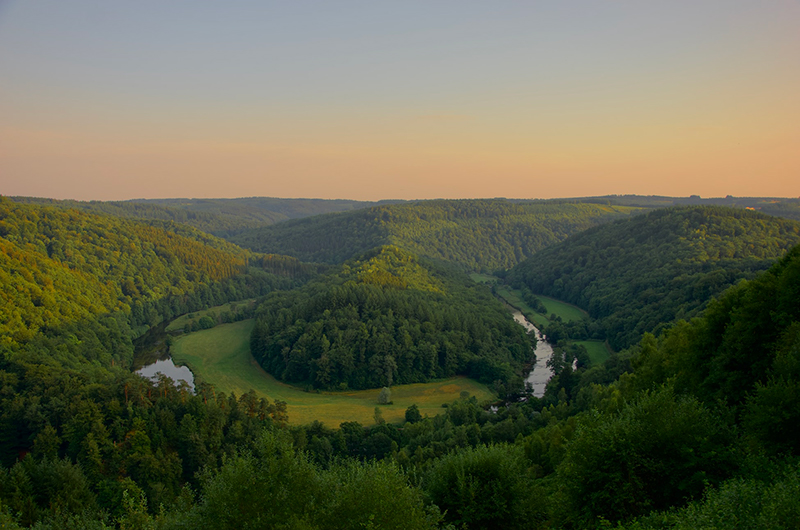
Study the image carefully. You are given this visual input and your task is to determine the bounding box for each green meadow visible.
[537,294,589,323]
[575,340,612,365]
[171,319,495,426]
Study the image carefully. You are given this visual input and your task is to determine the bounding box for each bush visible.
[555,387,735,526]
[423,444,544,530]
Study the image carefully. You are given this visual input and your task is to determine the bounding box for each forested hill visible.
[232,199,640,271]
[9,196,396,237]
[250,245,534,391]
[508,206,800,350]
[0,199,258,344]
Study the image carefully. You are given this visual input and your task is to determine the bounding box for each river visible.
[510,309,554,398]
[133,320,195,391]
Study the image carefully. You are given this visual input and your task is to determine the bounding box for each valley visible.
[2,195,800,529]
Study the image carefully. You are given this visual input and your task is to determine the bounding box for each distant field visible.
[166,299,256,332]
[576,340,612,365]
[171,319,495,426]
[469,272,497,284]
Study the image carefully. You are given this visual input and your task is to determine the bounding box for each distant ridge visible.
[8,196,400,237]
[230,199,641,271]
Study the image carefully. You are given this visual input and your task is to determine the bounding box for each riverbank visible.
[508,308,555,398]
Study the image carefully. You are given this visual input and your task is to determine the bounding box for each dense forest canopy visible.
[509,206,800,349]
[232,199,640,271]
[0,199,258,344]
[9,196,398,237]
[251,245,534,390]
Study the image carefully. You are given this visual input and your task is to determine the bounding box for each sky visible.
[0,1,798,201]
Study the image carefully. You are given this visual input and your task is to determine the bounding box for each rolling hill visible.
[508,206,800,349]
[231,199,641,271]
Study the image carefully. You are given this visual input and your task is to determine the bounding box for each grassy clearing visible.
[576,340,612,365]
[166,299,256,332]
[538,294,589,323]
[171,319,495,426]
[468,272,498,284]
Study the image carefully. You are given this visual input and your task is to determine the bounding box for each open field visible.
[171,319,495,426]
[166,299,256,332]
[575,340,612,365]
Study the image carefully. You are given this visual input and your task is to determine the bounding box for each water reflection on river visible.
[511,310,554,398]
[133,320,195,391]
[137,359,195,391]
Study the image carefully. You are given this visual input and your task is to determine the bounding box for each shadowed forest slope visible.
[508,206,800,350]
[232,199,640,271]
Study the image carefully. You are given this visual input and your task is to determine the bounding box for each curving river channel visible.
[510,309,554,398]
[133,320,195,391]
[133,308,549,398]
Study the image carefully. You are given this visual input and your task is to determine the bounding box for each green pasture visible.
[171,319,495,426]
[575,340,612,365]
[166,299,256,332]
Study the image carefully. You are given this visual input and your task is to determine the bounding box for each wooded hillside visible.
[232,199,640,271]
[9,196,394,237]
[508,206,800,349]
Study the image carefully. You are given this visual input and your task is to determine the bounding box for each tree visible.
[405,404,422,423]
[423,444,544,530]
[373,407,385,425]
[555,387,734,526]
[378,387,392,405]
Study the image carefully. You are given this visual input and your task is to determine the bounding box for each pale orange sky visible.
[1,1,799,200]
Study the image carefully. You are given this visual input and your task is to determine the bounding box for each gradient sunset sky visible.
[1,1,798,201]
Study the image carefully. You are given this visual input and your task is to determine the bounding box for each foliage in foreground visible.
[164,430,437,530]
[624,460,800,530]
